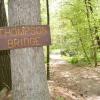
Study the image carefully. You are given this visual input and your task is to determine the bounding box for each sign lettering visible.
[0,25,51,50]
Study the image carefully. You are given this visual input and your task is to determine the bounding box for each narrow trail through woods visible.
[48,53,100,100]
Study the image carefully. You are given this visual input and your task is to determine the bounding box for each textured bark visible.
[0,0,7,26]
[8,0,50,100]
[0,0,11,91]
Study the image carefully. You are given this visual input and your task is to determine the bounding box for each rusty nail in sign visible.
[0,25,51,50]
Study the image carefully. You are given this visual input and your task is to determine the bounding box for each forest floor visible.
[48,53,100,100]
[0,53,100,100]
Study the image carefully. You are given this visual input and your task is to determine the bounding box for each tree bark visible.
[0,0,11,91]
[46,0,50,80]
[8,0,50,100]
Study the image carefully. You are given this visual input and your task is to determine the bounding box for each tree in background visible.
[58,0,100,66]
[0,0,11,91]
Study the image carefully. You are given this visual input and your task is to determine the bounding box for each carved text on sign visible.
[8,37,40,49]
[0,25,51,50]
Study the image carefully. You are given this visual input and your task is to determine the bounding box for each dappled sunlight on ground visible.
[60,72,72,78]
[49,53,100,100]
[86,96,100,100]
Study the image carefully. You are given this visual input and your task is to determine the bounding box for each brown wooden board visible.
[0,25,51,50]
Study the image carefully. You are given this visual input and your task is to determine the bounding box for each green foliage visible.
[56,96,65,100]
[58,0,100,65]
[41,0,100,65]
[40,0,47,24]
[70,56,78,64]
[97,53,100,62]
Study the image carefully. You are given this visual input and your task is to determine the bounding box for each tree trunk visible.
[46,0,50,80]
[84,0,97,66]
[0,0,11,91]
[8,0,50,100]
[71,20,91,63]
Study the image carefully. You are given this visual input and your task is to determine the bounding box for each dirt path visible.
[48,54,100,100]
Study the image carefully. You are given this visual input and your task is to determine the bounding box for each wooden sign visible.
[0,25,51,50]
